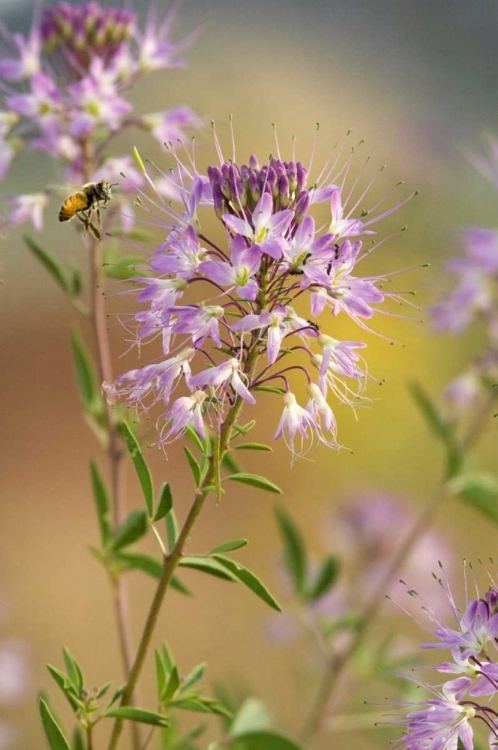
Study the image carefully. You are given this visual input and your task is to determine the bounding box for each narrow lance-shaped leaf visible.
[228,473,282,494]
[409,382,448,441]
[230,730,304,750]
[90,461,111,546]
[162,665,180,702]
[72,727,85,750]
[154,483,173,522]
[181,662,207,693]
[303,555,340,602]
[450,473,498,525]
[24,235,70,295]
[111,510,148,551]
[62,648,83,695]
[234,442,273,451]
[183,446,201,486]
[165,509,179,552]
[155,649,167,700]
[46,665,81,712]
[209,539,248,554]
[409,382,462,478]
[39,697,71,750]
[104,706,169,727]
[212,555,281,611]
[119,422,154,516]
[275,507,307,595]
[70,328,100,413]
[117,552,162,579]
[179,556,237,581]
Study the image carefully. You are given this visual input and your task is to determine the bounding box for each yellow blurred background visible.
[2,1,498,748]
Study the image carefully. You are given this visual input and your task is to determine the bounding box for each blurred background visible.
[2,0,498,748]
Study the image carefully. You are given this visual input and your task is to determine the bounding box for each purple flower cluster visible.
[396,574,498,750]
[431,140,498,417]
[0,2,200,230]
[106,133,415,455]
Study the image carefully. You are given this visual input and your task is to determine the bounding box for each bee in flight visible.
[58,180,117,240]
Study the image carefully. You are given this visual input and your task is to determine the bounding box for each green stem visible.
[106,395,247,750]
[299,389,498,744]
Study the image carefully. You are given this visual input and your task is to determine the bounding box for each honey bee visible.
[58,180,117,240]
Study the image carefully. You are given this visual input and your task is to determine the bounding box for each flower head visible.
[0,2,199,230]
[106,127,414,453]
[392,565,498,750]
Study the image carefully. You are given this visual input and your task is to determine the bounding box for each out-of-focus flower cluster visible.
[431,139,498,419]
[0,1,201,231]
[268,494,453,647]
[395,569,498,750]
[0,593,29,750]
[106,133,415,454]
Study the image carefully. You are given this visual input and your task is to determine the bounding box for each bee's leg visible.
[75,211,89,229]
[87,220,101,241]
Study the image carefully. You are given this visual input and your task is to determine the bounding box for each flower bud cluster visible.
[106,133,414,456]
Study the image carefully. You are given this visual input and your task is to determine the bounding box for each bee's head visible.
[98,180,118,199]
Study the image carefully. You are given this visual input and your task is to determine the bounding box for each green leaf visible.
[46,666,81,712]
[154,483,173,522]
[232,421,257,437]
[181,662,206,693]
[24,236,70,295]
[165,510,179,552]
[104,706,169,727]
[183,446,201,486]
[155,649,167,700]
[186,425,206,454]
[170,576,193,596]
[450,473,498,524]
[234,443,272,452]
[231,730,304,750]
[62,648,83,695]
[72,728,85,750]
[102,254,145,280]
[212,556,281,611]
[96,682,112,699]
[209,539,248,554]
[409,382,462,478]
[162,665,180,701]
[161,643,174,672]
[90,461,111,546]
[409,383,448,440]
[275,507,307,595]
[179,556,237,581]
[303,556,340,602]
[222,452,240,475]
[119,422,154,516]
[111,510,148,551]
[70,328,99,413]
[230,698,272,736]
[67,266,82,298]
[118,552,162,578]
[252,385,286,395]
[168,696,231,717]
[39,697,71,750]
[228,474,282,494]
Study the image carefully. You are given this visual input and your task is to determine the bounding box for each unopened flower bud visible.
[294,190,310,223]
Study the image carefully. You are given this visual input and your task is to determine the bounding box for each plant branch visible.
[87,231,139,750]
[106,395,247,750]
